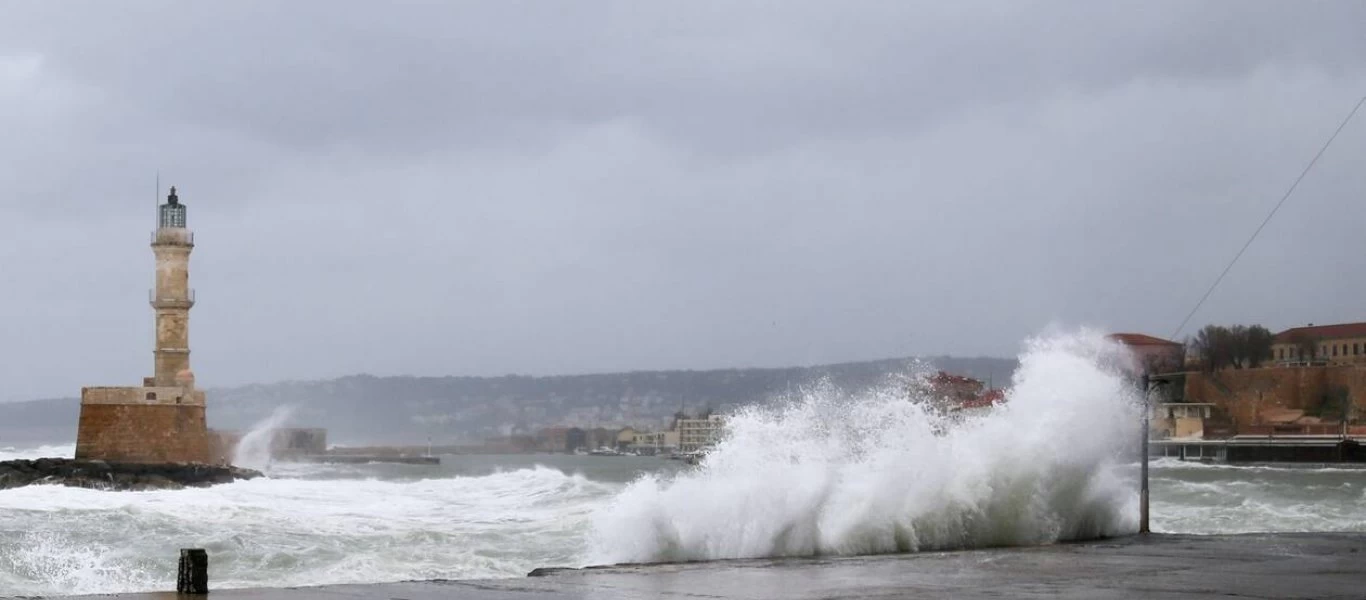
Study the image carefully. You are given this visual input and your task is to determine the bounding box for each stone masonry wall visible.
[207,430,241,465]
[1184,365,1366,427]
[75,402,209,464]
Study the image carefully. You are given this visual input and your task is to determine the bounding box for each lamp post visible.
[1140,375,1168,534]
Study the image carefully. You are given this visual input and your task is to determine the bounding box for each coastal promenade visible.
[62,532,1366,599]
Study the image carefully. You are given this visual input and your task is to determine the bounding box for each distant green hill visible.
[0,356,1016,446]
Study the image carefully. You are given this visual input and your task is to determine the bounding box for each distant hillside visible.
[0,356,1016,446]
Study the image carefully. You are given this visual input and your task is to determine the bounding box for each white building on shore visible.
[676,414,726,453]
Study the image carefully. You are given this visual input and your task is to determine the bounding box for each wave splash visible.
[233,405,296,472]
[588,330,1142,564]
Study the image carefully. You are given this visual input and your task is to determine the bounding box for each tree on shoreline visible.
[1188,324,1274,371]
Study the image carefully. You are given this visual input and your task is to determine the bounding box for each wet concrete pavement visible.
[57,533,1366,599]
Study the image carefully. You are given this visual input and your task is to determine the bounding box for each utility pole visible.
[1140,374,1150,534]
[1138,376,1169,534]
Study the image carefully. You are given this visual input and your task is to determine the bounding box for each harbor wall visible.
[75,402,209,464]
[1183,365,1366,427]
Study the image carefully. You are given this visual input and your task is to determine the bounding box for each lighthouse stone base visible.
[75,386,210,464]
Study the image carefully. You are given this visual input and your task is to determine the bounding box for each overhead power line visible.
[1171,94,1366,340]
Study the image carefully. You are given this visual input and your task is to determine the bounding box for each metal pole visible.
[1139,374,1150,534]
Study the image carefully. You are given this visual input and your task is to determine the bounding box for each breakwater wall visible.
[1151,437,1366,463]
[0,458,260,491]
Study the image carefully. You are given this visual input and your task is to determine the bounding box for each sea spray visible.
[587,330,1143,564]
[0,463,619,595]
[233,405,296,472]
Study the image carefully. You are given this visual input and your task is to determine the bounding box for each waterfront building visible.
[630,430,679,455]
[615,427,637,451]
[953,388,1006,420]
[676,414,726,453]
[535,426,570,452]
[1271,322,1366,366]
[1150,403,1216,439]
[584,427,616,450]
[927,371,984,402]
[75,187,210,464]
[1107,333,1185,375]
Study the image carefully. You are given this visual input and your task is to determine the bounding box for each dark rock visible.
[0,458,262,491]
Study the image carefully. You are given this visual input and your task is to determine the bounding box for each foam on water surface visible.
[0,466,616,594]
[4,331,1365,595]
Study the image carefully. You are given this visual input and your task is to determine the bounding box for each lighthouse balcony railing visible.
[149,289,196,307]
[151,230,195,245]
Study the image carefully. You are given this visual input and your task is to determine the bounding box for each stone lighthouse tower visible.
[75,186,210,464]
[151,187,195,386]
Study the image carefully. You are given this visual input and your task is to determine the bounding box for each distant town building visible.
[1150,403,1215,440]
[676,414,726,453]
[1271,322,1366,366]
[631,430,680,455]
[537,426,570,452]
[915,371,1007,420]
[955,388,1006,419]
[1107,333,1185,375]
[75,187,210,464]
[584,427,616,451]
[615,427,638,451]
[926,371,985,403]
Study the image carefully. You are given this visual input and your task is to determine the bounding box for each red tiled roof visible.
[1274,322,1366,343]
[1107,333,1181,347]
[960,389,1006,409]
[929,371,980,385]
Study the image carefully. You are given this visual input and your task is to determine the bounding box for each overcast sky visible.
[2,1,1365,401]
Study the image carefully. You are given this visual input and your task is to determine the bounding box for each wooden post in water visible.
[178,548,208,594]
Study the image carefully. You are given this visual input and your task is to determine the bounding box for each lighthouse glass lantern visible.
[160,187,187,228]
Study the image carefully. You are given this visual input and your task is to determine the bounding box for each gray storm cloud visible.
[2,1,1365,401]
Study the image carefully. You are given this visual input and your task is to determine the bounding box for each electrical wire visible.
[1171,95,1366,339]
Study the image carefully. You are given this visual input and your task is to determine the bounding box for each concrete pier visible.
[53,532,1366,599]
[296,454,439,465]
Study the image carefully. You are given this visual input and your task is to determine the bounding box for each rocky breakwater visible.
[0,458,262,491]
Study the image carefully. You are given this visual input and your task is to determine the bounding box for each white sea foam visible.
[587,330,1143,564]
[0,443,75,461]
[0,465,616,595]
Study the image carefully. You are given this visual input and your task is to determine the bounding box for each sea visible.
[3,332,1365,596]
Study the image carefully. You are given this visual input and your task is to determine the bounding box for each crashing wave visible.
[588,330,1142,564]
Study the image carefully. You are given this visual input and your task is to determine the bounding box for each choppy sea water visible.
[3,332,1365,596]
[0,451,673,594]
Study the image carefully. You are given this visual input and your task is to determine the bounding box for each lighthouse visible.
[75,186,210,464]
[151,186,196,387]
